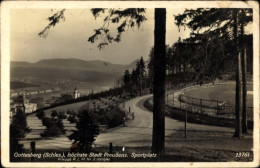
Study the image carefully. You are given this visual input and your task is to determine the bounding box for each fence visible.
[180,94,226,111]
[165,82,253,122]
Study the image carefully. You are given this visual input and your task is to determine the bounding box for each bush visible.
[96,108,105,116]
[106,109,125,128]
[70,110,77,116]
[68,115,77,123]
[58,111,67,119]
[42,117,51,127]
[67,110,72,115]
[97,115,107,125]
[36,109,45,119]
[51,110,58,118]
[41,117,65,137]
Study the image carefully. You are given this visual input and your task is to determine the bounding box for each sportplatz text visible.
[13,152,157,159]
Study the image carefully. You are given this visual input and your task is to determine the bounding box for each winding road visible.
[95,94,185,147]
[95,94,234,148]
[22,94,234,151]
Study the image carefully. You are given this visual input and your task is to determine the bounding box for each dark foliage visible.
[67,115,77,123]
[68,109,99,152]
[106,109,126,128]
[38,9,66,38]
[36,109,45,119]
[51,110,58,118]
[58,111,67,119]
[174,8,253,82]
[89,8,147,49]
[41,117,65,137]
[10,109,30,159]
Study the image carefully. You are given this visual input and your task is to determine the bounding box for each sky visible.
[10,8,190,65]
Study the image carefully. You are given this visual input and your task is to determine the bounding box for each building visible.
[73,87,80,99]
[53,87,80,105]
[10,95,37,117]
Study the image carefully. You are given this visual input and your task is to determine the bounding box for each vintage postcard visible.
[1,1,259,167]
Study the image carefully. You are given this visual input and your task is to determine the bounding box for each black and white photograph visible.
[1,1,259,167]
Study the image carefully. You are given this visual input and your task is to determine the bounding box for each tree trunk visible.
[234,51,242,138]
[242,48,247,133]
[152,8,166,159]
[240,10,248,133]
[234,10,242,138]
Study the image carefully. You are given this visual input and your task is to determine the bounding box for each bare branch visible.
[38,9,66,38]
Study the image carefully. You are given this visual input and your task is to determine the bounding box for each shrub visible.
[68,115,77,123]
[97,115,107,125]
[41,117,65,137]
[106,109,125,128]
[36,109,45,119]
[67,110,71,115]
[70,110,77,116]
[58,111,67,119]
[51,110,58,118]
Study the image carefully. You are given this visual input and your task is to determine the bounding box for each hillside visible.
[11,58,129,73]
[10,81,39,89]
[10,58,139,88]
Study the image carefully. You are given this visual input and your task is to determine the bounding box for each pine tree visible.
[148,47,154,78]
[175,8,252,137]
[139,57,146,77]
[123,70,131,92]
[10,108,30,160]
[68,109,99,152]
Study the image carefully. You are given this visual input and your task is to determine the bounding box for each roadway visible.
[22,94,234,151]
[95,94,233,148]
[95,94,184,147]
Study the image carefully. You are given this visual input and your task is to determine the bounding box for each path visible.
[21,93,238,151]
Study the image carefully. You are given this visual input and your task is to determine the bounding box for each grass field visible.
[185,83,253,107]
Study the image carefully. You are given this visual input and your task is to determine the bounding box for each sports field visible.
[184,83,253,107]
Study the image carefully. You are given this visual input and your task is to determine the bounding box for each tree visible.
[139,57,146,95]
[175,8,252,137]
[148,47,154,78]
[10,108,30,159]
[39,8,167,158]
[233,9,242,138]
[68,109,99,152]
[166,45,173,75]
[240,10,248,133]
[138,57,146,77]
[58,111,67,119]
[41,117,66,137]
[123,69,131,92]
[131,68,139,93]
[36,109,45,119]
[132,57,146,95]
[152,8,166,158]
[51,110,58,118]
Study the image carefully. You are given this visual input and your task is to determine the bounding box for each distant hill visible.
[124,59,139,71]
[11,58,129,73]
[10,81,39,89]
[10,58,140,87]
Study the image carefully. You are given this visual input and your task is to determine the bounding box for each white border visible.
[1,1,259,167]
